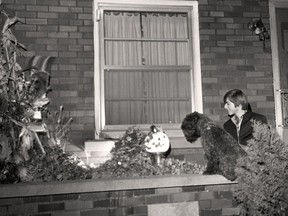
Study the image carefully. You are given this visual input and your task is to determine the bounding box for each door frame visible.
[269,0,288,138]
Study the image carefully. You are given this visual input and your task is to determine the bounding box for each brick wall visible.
[0,176,239,216]
[2,0,275,146]
[198,0,274,124]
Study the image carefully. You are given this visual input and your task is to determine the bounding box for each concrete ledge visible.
[0,174,235,198]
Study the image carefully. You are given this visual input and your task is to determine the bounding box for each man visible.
[223,89,267,147]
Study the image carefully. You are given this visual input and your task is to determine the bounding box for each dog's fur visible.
[181,112,247,181]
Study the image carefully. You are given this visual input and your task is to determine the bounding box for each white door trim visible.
[269,0,288,138]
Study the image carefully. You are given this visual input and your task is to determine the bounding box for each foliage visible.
[0,4,51,162]
[0,160,19,183]
[20,145,92,182]
[92,126,205,179]
[43,105,73,150]
[0,4,91,184]
[0,144,92,183]
[234,122,288,216]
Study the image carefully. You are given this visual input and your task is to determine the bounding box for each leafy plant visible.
[20,145,92,182]
[234,122,288,216]
[92,126,205,179]
[0,143,92,183]
[0,160,19,183]
[0,3,51,162]
[0,3,92,184]
[43,105,73,150]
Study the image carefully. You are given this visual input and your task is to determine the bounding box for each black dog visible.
[181,112,247,181]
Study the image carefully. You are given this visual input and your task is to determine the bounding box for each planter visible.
[0,174,239,216]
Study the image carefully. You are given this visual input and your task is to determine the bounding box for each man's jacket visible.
[224,110,267,145]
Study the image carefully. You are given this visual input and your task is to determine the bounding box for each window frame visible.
[93,0,202,138]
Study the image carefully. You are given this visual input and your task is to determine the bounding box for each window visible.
[93,0,202,134]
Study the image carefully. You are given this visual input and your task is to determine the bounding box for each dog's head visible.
[181,112,202,143]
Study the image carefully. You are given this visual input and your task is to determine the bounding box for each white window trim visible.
[93,0,202,139]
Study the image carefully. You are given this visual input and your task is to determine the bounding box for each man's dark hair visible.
[223,89,249,110]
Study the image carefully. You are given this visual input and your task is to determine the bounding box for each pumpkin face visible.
[144,130,170,153]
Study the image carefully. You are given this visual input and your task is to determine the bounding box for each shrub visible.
[234,122,288,216]
[1,144,92,183]
[19,145,92,182]
[92,126,205,179]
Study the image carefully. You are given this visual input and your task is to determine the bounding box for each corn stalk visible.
[0,4,52,162]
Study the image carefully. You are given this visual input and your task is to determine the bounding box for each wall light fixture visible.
[248,19,270,51]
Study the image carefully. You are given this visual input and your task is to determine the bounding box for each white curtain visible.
[104,11,191,124]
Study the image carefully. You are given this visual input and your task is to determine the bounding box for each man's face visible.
[224,99,242,116]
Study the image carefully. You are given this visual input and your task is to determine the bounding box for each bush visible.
[234,122,288,216]
[1,125,205,184]
[0,143,92,183]
[92,126,205,179]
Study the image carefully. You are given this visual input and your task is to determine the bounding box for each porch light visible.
[248,19,270,51]
[248,19,270,40]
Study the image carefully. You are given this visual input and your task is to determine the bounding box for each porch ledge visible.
[0,174,235,198]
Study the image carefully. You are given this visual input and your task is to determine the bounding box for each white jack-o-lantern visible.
[144,125,170,154]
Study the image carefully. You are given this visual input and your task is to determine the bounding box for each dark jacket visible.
[224,110,267,145]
